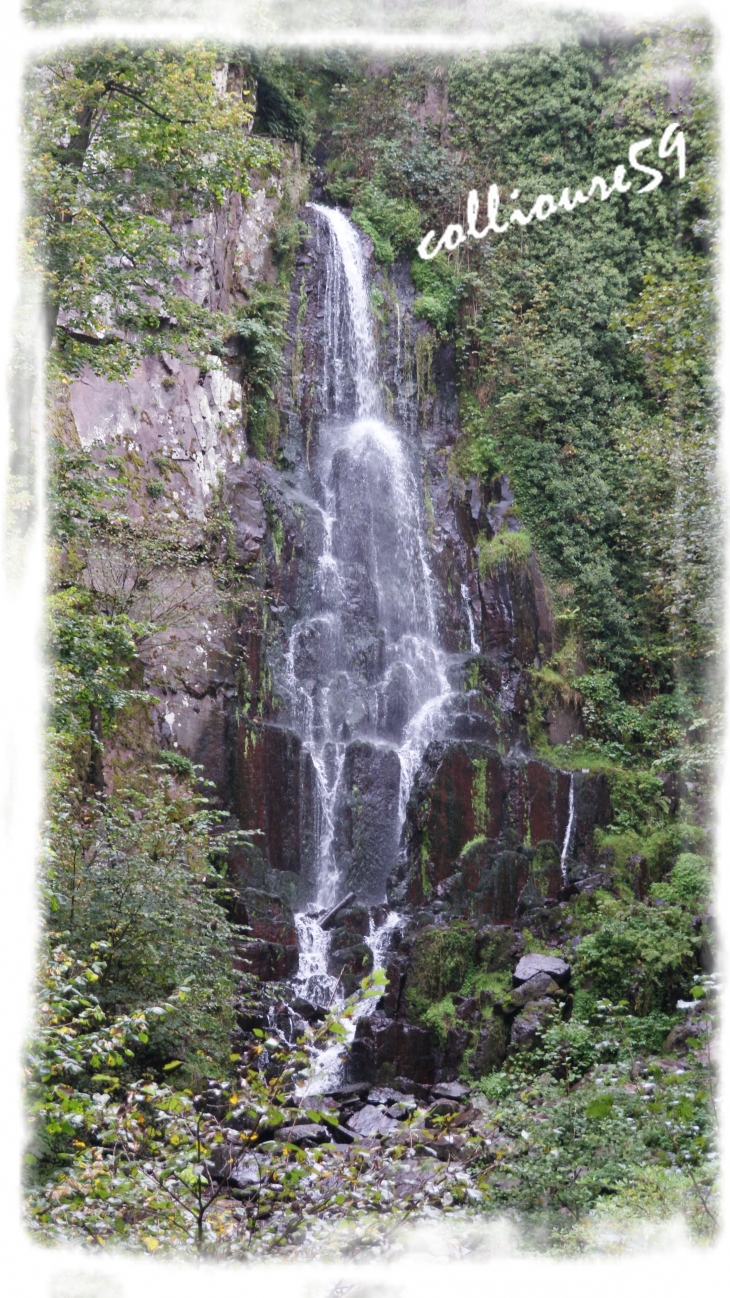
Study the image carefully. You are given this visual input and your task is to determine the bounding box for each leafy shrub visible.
[670,854,710,904]
[157,750,197,779]
[575,904,697,1013]
[411,254,464,333]
[44,777,240,1069]
[351,182,422,263]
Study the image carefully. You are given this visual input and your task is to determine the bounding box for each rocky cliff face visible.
[63,160,613,1085]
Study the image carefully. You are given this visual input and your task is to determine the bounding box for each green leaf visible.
[163,1060,183,1071]
[585,1096,614,1120]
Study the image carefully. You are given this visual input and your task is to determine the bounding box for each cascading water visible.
[280,204,453,1008]
[560,772,576,882]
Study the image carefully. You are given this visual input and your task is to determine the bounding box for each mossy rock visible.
[405,923,476,1020]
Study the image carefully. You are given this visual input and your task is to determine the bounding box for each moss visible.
[477,528,531,577]
[422,994,456,1048]
[460,834,487,857]
[414,333,435,411]
[406,923,476,1020]
[471,758,487,838]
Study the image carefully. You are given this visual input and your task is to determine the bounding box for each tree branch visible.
[105,81,198,125]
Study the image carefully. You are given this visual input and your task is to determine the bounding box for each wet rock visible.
[319,891,358,931]
[442,1025,470,1075]
[290,996,327,1022]
[274,1123,330,1146]
[233,886,298,981]
[663,1017,710,1056]
[513,953,570,987]
[418,1133,469,1162]
[385,1099,416,1119]
[223,460,266,566]
[234,722,317,877]
[345,1012,437,1087]
[509,999,556,1051]
[227,1155,264,1192]
[332,741,402,904]
[234,938,296,982]
[431,1080,471,1100]
[321,1119,356,1145]
[326,1082,371,1102]
[401,741,610,914]
[425,1098,460,1123]
[369,1086,407,1106]
[469,1016,509,1078]
[346,1105,400,1137]
[497,971,563,1014]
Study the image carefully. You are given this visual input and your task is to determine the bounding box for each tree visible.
[24,41,276,376]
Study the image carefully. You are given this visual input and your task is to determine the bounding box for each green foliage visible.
[44,777,241,1070]
[49,586,150,746]
[157,749,197,779]
[231,283,288,458]
[405,924,475,1019]
[574,899,697,1013]
[669,853,710,903]
[477,528,531,577]
[351,183,422,265]
[25,43,277,376]
[411,253,464,333]
[605,768,667,834]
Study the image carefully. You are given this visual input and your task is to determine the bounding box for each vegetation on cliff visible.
[23,21,719,1259]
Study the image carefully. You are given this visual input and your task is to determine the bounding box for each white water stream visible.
[281,205,453,1027]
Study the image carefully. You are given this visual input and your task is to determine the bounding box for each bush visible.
[575,904,698,1013]
[670,854,710,904]
[351,182,422,264]
[44,777,239,1070]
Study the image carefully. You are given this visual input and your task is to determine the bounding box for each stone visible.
[431,1080,470,1099]
[498,971,563,1014]
[513,953,571,987]
[346,1105,401,1137]
[425,1099,460,1124]
[274,1123,330,1146]
[509,999,556,1051]
[290,997,326,1022]
[332,741,403,903]
[227,1155,264,1191]
[223,461,266,566]
[368,1087,406,1105]
[419,1133,469,1162]
[326,1082,371,1102]
[345,1013,437,1087]
[234,722,317,878]
[319,891,358,931]
[385,1100,416,1119]
[663,1018,710,1056]
[470,1016,509,1078]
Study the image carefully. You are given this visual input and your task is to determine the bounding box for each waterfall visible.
[283,205,453,1003]
[560,772,576,882]
[461,582,480,654]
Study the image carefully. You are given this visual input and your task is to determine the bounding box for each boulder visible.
[469,1016,509,1077]
[432,1080,470,1100]
[274,1123,330,1146]
[498,971,563,1014]
[509,999,556,1052]
[513,953,570,987]
[347,1105,401,1137]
